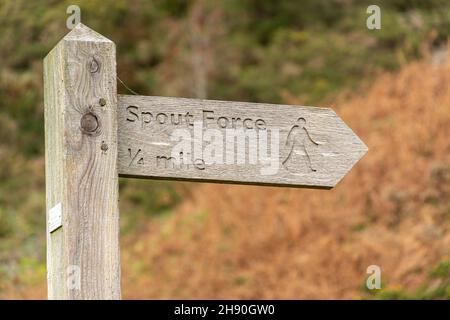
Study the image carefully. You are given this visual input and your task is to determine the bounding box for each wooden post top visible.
[44,23,120,300]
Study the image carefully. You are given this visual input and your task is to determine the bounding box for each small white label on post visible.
[49,203,62,233]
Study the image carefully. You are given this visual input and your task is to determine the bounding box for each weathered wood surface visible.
[44,23,120,299]
[118,95,368,188]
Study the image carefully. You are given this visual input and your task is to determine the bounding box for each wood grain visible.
[118,95,368,189]
[44,23,120,299]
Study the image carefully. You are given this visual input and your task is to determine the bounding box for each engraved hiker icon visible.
[282,117,320,173]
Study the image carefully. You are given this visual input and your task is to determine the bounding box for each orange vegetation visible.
[122,54,450,299]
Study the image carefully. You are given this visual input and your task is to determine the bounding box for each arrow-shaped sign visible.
[117,95,367,189]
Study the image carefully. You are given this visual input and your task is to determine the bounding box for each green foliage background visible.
[0,0,449,297]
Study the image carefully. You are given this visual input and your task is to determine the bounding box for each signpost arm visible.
[44,23,120,299]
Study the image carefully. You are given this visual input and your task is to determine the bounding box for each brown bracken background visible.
[119,55,450,299]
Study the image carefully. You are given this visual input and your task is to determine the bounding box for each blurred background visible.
[1,0,450,299]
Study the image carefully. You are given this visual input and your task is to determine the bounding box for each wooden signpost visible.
[44,24,367,299]
[118,95,367,188]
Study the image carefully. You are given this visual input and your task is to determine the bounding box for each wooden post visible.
[44,24,120,299]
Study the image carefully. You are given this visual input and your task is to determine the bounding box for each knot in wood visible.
[89,58,100,73]
[81,112,99,134]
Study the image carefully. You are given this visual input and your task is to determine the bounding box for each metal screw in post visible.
[101,141,108,153]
